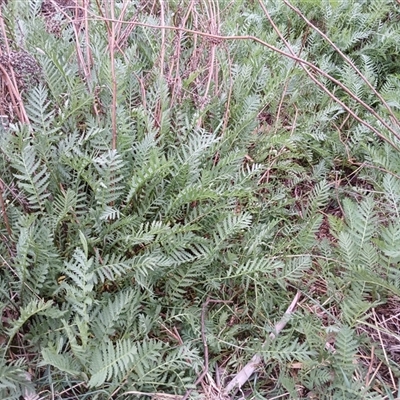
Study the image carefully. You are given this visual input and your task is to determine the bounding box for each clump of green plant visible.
[1,1,400,399]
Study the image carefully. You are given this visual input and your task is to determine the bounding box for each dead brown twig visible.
[182,297,232,400]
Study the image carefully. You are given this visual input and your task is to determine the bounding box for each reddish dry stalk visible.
[114,0,130,41]
[0,9,30,124]
[159,0,166,75]
[66,0,92,82]
[221,44,234,134]
[193,0,221,128]
[0,63,23,121]
[72,12,89,80]
[82,0,93,82]
[154,0,166,131]
[50,1,94,96]
[110,0,134,53]
[202,0,219,103]
[104,0,133,148]
[0,64,30,124]
[168,0,196,106]
[103,0,118,150]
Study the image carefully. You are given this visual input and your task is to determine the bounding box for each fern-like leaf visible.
[332,326,358,375]
[12,145,50,211]
[88,339,163,387]
[6,299,54,342]
[25,84,55,129]
[94,150,125,206]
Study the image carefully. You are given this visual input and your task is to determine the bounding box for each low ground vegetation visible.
[1,0,400,399]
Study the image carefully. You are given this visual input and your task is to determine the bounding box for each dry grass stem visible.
[224,291,301,394]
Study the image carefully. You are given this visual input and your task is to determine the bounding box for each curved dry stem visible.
[257,0,400,150]
[282,0,400,129]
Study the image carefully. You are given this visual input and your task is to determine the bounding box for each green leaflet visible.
[0,0,399,398]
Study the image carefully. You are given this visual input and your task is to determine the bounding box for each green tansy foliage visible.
[0,0,400,398]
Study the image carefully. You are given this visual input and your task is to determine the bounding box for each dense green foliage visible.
[1,0,400,399]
